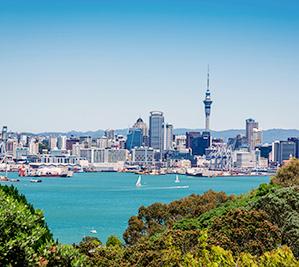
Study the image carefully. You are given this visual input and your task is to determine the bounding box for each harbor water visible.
[0,172,270,244]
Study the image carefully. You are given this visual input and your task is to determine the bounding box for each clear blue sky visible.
[0,0,298,132]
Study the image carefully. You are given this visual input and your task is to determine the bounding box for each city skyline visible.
[1,0,299,132]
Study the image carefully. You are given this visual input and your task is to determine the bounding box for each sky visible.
[0,0,299,133]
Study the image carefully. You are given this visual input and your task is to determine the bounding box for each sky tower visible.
[203,67,213,131]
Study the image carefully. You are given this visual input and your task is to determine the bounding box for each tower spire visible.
[207,64,210,90]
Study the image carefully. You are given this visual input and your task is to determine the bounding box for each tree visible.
[0,186,53,266]
[77,236,102,255]
[253,187,299,257]
[208,209,281,255]
[106,235,122,247]
[271,158,299,187]
[123,190,232,245]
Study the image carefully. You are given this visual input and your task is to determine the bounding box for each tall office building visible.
[133,117,149,146]
[149,111,164,151]
[1,126,8,142]
[246,118,259,151]
[203,69,213,131]
[272,140,296,164]
[57,136,67,150]
[272,141,280,163]
[186,131,211,156]
[164,123,174,151]
[49,137,57,151]
[126,128,143,150]
[133,118,148,136]
[105,129,115,140]
[252,128,263,149]
[288,137,299,158]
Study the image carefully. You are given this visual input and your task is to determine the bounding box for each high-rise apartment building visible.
[149,111,164,151]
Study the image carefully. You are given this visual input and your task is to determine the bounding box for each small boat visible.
[30,179,42,183]
[175,175,180,183]
[9,179,20,182]
[0,176,9,182]
[136,175,142,187]
[90,229,97,234]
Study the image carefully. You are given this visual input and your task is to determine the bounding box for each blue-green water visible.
[0,172,269,244]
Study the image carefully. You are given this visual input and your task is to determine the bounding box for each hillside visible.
[33,128,299,143]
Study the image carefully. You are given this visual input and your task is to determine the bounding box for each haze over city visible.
[1,0,299,132]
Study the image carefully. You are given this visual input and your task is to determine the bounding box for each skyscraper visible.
[149,111,164,151]
[186,131,211,156]
[164,123,174,151]
[133,117,149,146]
[246,118,259,151]
[57,136,67,150]
[126,128,143,150]
[203,68,213,131]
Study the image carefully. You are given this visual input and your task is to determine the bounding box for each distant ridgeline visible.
[0,159,299,266]
[28,128,299,143]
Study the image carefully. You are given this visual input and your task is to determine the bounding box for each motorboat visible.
[30,179,42,183]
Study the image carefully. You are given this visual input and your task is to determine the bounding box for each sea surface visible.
[0,172,270,244]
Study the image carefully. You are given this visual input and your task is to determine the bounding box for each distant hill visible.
[34,128,299,144]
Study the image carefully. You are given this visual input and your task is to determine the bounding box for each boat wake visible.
[140,185,190,190]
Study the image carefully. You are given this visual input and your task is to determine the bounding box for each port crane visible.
[208,143,233,171]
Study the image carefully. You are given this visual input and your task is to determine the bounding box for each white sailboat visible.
[175,175,180,183]
[136,175,142,187]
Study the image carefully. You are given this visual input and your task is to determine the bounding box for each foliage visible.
[272,158,299,187]
[77,236,102,255]
[90,245,125,267]
[207,208,281,255]
[253,186,299,257]
[81,229,299,267]
[173,183,277,231]
[123,190,233,245]
[0,186,53,266]
[37,243,90,267]
[106,235,122,247]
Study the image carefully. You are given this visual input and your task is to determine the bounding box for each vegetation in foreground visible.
[0,158,299,266]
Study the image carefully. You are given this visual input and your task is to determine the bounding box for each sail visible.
[136,176,142,187]
[175,175,180,183]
